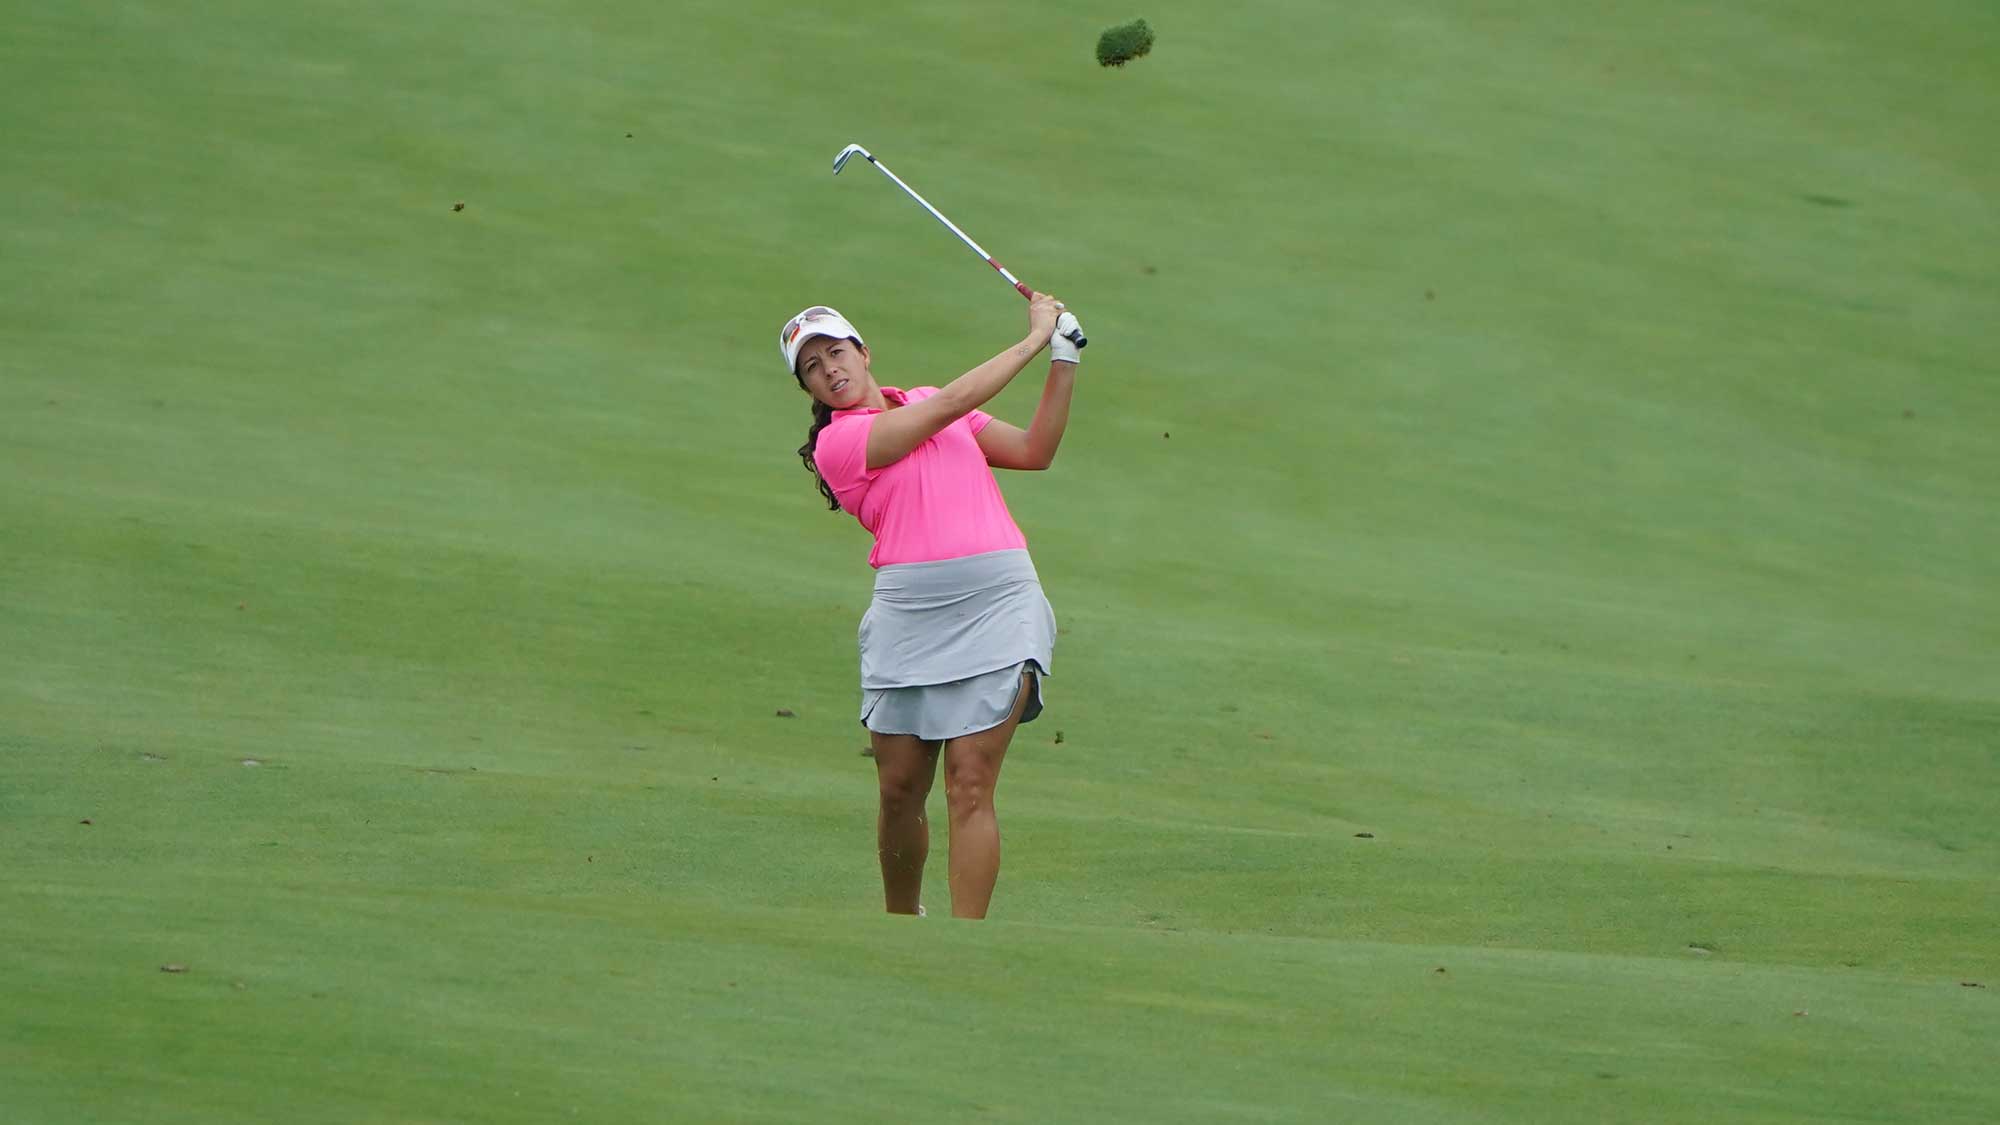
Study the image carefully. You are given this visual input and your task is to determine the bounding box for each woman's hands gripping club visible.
[1027,292,1085,366]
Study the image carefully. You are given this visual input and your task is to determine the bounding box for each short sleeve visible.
[813,414,875,503]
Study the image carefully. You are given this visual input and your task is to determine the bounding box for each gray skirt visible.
[858,549,1056,740]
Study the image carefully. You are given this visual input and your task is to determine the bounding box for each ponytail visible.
[796,396,840,511]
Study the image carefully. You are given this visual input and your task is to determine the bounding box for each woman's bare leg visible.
[871,732,940,914]
[940,669,1036,919]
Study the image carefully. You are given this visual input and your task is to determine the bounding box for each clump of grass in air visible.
[1096,19,1155,68]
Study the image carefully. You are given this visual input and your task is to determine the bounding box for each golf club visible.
[833,143,1087,350]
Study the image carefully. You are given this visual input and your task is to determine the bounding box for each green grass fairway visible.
[4,1,1996,1121]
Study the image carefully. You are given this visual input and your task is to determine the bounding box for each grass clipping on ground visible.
[1097,18,1155,67]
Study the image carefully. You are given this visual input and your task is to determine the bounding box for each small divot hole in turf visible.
[1354,832,1374,838]
[1686,943,1715,955]
[774,708,796,718]
[160,964,188,974]
[241,758,262,767]
[1962,981,1984,988]
[80,819,93,826]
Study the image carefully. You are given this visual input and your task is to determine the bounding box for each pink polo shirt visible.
[814,386,1029,568]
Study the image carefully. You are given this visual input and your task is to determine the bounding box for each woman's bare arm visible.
[864,293,1062,470]
[975,359,1076,471]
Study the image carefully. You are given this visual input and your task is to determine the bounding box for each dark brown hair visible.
[794,375,840,510]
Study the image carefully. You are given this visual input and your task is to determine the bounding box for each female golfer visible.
[781,294,1081,919]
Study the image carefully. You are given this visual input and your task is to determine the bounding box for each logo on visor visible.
[785,307,837,344]
[782,307,846,367]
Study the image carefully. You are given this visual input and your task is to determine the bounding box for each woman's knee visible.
[943,753,1000,818]
[877,764,933,811]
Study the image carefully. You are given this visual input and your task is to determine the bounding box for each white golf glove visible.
[1050,311,1084,365]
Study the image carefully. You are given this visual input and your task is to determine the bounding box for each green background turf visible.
[4,1,1995,1120]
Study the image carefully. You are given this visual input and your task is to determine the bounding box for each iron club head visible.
[832,144,871,175]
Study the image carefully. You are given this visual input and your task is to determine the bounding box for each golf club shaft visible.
[856,152,1033,300]
[851,150,1086,349]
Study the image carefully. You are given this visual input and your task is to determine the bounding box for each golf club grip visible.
[1000,267,1084,348]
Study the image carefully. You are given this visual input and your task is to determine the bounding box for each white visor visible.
[780,305,865,374]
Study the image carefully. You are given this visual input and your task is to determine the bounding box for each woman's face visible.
[795,335,872,410]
